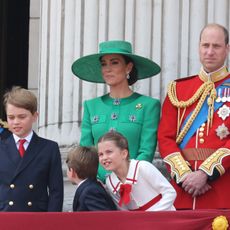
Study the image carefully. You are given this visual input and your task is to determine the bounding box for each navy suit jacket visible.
[73,179,117,211]
[0,132,63,212]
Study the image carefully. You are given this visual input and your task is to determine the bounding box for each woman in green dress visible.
[72,40,161,182]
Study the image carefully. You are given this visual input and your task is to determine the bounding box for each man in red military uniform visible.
[158,23,230,209]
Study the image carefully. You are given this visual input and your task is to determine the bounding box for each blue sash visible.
[179,78,230,149]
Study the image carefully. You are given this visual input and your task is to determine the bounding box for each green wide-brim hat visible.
[71,40,161,83]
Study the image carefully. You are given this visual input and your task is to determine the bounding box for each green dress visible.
[80,92,161,182]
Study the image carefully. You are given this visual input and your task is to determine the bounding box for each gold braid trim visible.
[199,148,230,176]
[167,81,216,144]
[0,119,8,128]
[168,81,208,108]
[207,87,217,135]
[164,152,192,183]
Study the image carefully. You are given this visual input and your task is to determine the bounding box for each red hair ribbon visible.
[119,183,132,207]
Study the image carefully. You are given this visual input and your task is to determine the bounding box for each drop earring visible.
[126,73,130,79]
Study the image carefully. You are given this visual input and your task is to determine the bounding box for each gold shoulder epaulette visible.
[199,148,230,176]
[164,152,192,183]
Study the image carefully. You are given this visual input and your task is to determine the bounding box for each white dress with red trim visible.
[105,159,176,211]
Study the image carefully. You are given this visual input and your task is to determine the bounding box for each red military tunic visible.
[158,66,230,209]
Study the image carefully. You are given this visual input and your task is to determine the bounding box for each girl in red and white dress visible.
[98,131,176,211]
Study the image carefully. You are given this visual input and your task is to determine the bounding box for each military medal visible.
[221,88,227,102]
[216,123,229,140]
[216,89,221,103]
[217,105,230,120]
[227,88,230,102]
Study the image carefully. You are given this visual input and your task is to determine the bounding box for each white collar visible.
[13,131,33,144]
[108,160,140,194]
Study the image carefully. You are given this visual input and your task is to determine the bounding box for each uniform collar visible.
[108,160,140,194]
[199,65,229,83]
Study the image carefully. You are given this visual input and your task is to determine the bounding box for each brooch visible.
[111,113,118,120]
[216,123,229,140]
[113,98,121,105]
[129,115,136,122]
[217,105,230,120]
[92,115,99,123]
[135,103,142,110]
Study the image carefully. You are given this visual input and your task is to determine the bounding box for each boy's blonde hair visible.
[3,86,37,114]
[66,146,98,180]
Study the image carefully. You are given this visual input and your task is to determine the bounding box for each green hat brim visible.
[71,52,161,83]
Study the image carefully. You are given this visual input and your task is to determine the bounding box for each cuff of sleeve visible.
[199,148,230,177]
[164,152,192,184]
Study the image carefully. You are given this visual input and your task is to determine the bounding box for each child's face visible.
[6,104,38,138]
[98,140,128,172]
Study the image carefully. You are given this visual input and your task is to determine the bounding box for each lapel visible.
[108,160,140,194]
[4,135,22,167]
[12,132,46,179]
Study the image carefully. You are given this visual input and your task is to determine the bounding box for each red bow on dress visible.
[118,183,132,207]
